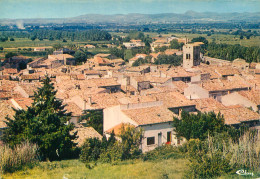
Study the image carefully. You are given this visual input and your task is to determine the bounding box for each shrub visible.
[99,142,123,165]
[142,145,183,161]
[0,141,39,173]
[183,130,260,178]
[79,138,103,163]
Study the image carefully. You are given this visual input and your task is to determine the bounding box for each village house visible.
[53,48,75,55]
[123,40,145,49]
[34,47,46,52]
[84,44,95,49]
[184,75,251,101]
[221,90,260,113]
[103,99,184,152]
[0,100,15,137]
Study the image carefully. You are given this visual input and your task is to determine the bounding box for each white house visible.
[103,101,184,153]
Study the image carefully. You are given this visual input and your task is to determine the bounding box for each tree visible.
[79,110,103,134]
[30,36,36,41]
[3,77,76,161]
[0,47,3,51]
[10,37,15,41]
[5,52,17,59]
[173,111,227,140]
[52,43,63,50]
[170,39,180,49]
[74,50,87,65]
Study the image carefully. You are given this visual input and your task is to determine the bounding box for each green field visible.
[0,38,110,48]
[2,158,189,179]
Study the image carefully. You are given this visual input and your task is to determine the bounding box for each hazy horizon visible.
[1,0,260,19]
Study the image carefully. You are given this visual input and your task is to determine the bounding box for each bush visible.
[0,141,39,173]
[142,145,183,161]
[80,138,104,163]
[183,130,260,178]
[99,142,123,165]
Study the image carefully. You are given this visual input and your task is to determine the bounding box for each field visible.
[0,38,109,48]
[2,158,189,179]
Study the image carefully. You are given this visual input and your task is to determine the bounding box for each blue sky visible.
[0,0,259,19]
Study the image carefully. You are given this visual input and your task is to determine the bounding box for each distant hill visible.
[1,11,260,25]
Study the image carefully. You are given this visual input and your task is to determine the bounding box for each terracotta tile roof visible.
[122,106,176,125]
[81,92,125,109]
[149,91,195,108]
[160,66,196,78]
[21,74,40,80]
[16,82,42,97]
[64,102,83,116]
[0,100,15,128]
[3,68,18,74]
[118,95,157,104]
[238,90,260,105]
[201,77,251,92]
[95,53,111,58]
[71,126,102,147]
[172,81,188,93]
[193,98,226,112]
[217,106,260,125]
[11,98,33,110]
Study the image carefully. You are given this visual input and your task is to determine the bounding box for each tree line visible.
[192,36,260,63]
[0,29,112,42]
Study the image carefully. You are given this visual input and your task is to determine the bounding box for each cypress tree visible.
[3,76,76,161]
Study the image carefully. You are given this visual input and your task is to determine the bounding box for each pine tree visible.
[3,76,76,161]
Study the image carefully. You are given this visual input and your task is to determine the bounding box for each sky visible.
[0,0,259,19]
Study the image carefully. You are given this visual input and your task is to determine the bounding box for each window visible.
[147,137,155,146]
[186,54,190,59]
[167,132,172,143]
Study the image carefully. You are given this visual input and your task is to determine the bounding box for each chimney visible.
[88,97,92,105]
[83,99,86,110]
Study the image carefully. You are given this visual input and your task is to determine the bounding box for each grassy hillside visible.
[2,158,189,179]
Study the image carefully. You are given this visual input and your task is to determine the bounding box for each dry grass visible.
[0,141,39,173]
[2,158,189,179]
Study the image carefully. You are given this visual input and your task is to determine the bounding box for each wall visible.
[103,105,138,133]
[221,92,258,112]
[184,84,209,99]
[140,122,182,153]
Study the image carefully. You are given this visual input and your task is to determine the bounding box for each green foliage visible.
[79,110,103,135]
[74,50,87,64]
[206,43,260,63]
[154,54,182,66]
[154,46,168,53]
[142,145,183,161]
[10,37,15,41]
[80,125,142,166]
[0,36,8,42]
[173,111,227,140]
[30,36,36,41]
[0,47,3,51]
[99,142,123,165]
[52,43,63,50]
[127,31,145,40]
[109,48,125,59]
[185,139,232,179]
[3,77,76,161]
[79,138,104,163]
[5,52,17,58]
[27,29,111,41]
[170,39,182,49]
[132,57,150,66]
[191,36,208,53]
[120,125,143,160]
